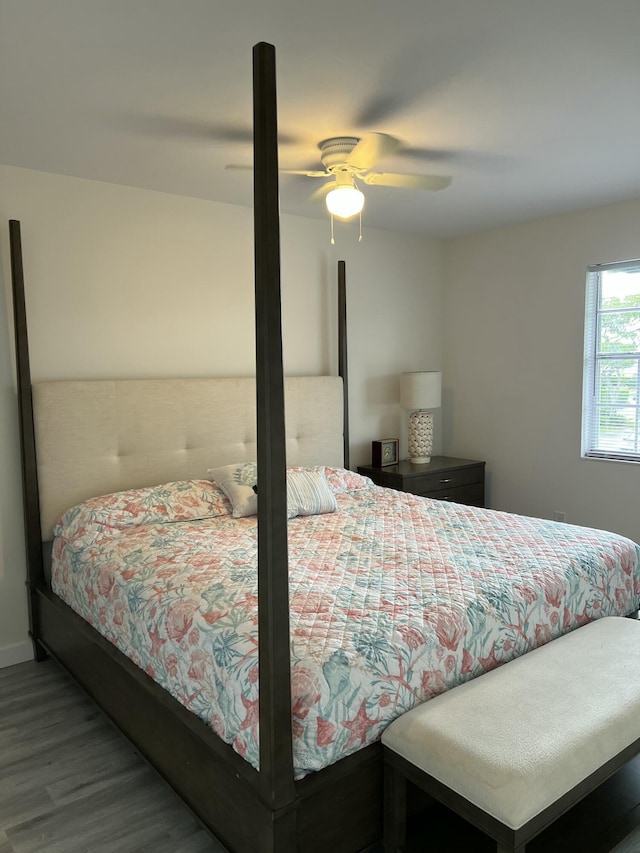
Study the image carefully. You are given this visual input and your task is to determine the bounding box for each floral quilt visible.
[51,469,640,778]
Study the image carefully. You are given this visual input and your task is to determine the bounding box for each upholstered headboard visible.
[32,376,344,540]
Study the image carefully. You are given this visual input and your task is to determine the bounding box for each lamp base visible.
[408,410,434,465]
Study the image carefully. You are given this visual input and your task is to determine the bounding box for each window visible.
[582,259,640,462]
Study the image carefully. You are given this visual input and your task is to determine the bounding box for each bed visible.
[9,42,640,853]
[50,466,640,783]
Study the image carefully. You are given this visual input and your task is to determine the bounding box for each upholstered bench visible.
[381,616,640,853]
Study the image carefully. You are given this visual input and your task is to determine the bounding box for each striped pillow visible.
[286,469,337,519]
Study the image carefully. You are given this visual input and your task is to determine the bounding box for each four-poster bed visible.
[8,42,640,853]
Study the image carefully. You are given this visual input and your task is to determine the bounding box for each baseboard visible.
[0,640,33,668]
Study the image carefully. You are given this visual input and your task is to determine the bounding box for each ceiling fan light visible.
[325,185,365,220]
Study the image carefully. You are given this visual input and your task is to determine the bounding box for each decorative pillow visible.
[208,462,258,519]
[286,469,337,518]
[54,480,231,537]
[208,464,338,519]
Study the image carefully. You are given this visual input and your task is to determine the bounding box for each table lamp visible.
[400,371,442,464]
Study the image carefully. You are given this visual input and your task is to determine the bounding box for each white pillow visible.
[208,462,258,518]
[207,465,337,520]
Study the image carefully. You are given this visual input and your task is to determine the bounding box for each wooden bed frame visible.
[9,43,382,853]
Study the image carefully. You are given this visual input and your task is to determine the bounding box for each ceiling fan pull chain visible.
[359,210,363,242]
[330,213,335,245]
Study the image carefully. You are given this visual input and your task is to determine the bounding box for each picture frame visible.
[372,438,399,467]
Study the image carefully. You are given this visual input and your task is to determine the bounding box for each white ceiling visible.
[2,0,640,237]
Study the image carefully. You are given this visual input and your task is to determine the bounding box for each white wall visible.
[443,197,640,543]
[0,165,443,663]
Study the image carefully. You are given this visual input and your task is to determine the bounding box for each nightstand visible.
[357,456,485,507]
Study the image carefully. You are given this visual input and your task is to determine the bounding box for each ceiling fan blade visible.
[346,133,401,171]
[122,115,301,146]
[226,165,327,178]
[281,170,327,177]
[308,182,334,203]
[400,146,512,169]
[362,172,452,191]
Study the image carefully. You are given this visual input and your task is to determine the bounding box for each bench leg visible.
[383,763,407,853]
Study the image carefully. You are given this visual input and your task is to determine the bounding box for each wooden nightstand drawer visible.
[407,465,482,496]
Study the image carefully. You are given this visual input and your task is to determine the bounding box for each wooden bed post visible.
[9,219,46,662]
[252,40,298,843]
[338,260,350,470]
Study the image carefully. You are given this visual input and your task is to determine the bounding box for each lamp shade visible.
[400,371,442,410]
[326,185,365,220]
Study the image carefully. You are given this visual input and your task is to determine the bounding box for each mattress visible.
[50,467,640,778]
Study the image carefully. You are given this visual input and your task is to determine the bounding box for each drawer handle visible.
[439,478,453,484]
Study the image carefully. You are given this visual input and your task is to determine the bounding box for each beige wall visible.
[2,165,639,665]
[443,197,640,543]
[0,165,443,663]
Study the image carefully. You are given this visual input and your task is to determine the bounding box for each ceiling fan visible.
[226,132,452,220]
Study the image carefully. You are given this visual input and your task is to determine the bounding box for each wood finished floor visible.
[2,659,640,852]
[0,660,223,853]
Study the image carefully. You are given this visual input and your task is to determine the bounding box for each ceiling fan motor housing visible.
[319,137,360,171]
